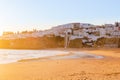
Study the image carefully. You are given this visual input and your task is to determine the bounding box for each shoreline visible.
[0,49,104,64]
[18,51,74,62]
[0,48,120,80]
[18,51,104,63]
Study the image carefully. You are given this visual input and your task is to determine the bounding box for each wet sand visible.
[0,48,120,80]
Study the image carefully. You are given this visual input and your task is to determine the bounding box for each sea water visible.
[0,49,103,64]
[0,49,69,64]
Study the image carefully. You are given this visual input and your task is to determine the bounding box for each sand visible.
[0,48,120,80]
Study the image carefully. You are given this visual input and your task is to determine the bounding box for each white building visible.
[0,22,120,42]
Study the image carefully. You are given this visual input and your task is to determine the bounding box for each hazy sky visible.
[0,0,120,35]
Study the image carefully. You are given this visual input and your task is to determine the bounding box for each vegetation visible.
[95,37,106,47]
[0,36,119,49]
[94,37,119,48]
[0,36,64,49]
[69,39,83,48]
[118,38,120,48]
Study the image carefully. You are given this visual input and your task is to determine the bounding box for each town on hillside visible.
[0,22,120,48]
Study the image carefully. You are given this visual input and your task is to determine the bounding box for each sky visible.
[0,0,120,35]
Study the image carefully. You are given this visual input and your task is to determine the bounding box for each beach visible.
[0,48,120,80]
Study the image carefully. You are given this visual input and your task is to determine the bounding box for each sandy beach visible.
[0,48,120,80]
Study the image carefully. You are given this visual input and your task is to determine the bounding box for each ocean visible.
[0,49,103,64]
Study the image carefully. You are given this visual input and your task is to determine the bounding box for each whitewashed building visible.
[0,22,120,43]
